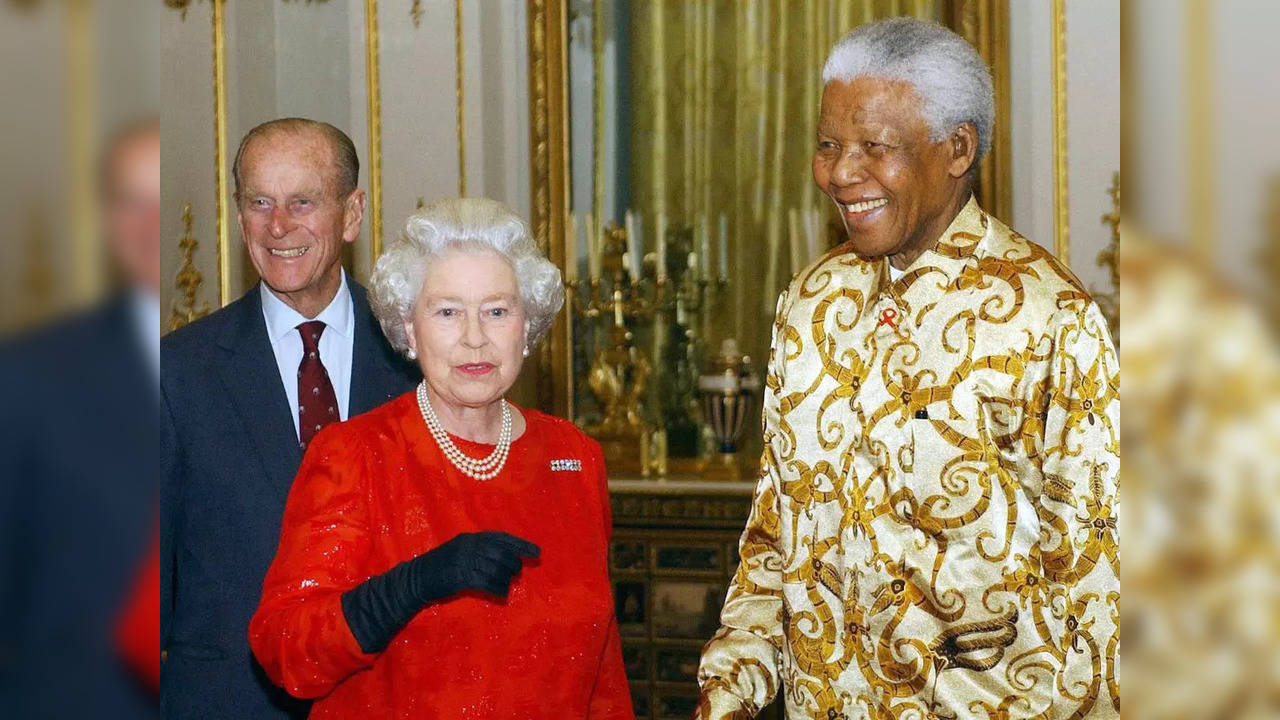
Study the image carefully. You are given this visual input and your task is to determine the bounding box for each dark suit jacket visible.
[160,280,418,719]
[0,294,159,719]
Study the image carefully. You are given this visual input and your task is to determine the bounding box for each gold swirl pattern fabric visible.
[696,198,1119,720]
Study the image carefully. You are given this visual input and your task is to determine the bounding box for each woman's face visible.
[404,247,528,412]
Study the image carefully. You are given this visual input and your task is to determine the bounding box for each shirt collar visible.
[130,287,160,382]
[259,269,354,345]
[880,195,988,303]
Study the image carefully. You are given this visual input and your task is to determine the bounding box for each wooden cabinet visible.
[609,480,782,720]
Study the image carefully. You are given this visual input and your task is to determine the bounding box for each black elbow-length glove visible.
[340,530,540,653]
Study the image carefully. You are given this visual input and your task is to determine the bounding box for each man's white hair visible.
[369,197,564,358]
[822,17,994,160]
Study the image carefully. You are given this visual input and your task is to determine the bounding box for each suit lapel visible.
[349,280,412,415]
[214,288,302,490]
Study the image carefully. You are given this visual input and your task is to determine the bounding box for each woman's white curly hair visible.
[369,197,564,358]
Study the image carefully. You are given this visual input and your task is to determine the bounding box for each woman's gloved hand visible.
[341,531,540,653]
[414,531,541,599]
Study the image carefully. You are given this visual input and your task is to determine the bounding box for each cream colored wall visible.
[1126,0,1280,298]
[1009,0,1120,298]
[1,1,160,327]
[160,3,218,320]
[160,1,530,320]
[159,2,1120,324]
[0,4,69,324]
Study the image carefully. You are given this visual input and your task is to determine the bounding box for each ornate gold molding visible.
[591,0,604,228]
[411,0,423,28]
[19,204,54,328]
[1096,172,1119,340]
[528,0,570,416]
[611,492,753,530]
[168,0,230,305]
[1050,0,1069,263]
[1266,175,1280,333]
[164,0,196,21]
[212,0,230,306]
[455,0,467,197]
[365,0,384,260]
[169,204,213,332]
[68,0,99,303]
[949,0,1011,223]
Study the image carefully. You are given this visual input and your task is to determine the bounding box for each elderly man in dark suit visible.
[160,118,418,719]
[0,119,162,720]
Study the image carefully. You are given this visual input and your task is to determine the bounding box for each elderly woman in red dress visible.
[248,198,632,718]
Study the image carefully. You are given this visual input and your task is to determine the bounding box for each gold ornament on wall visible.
[1095,171,1119,340]
[163,0,199,21]
[18,204,55,328]
[1265,174,1280,332]
[168,204,213,332]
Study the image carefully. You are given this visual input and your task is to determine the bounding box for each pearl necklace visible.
[415,382,512,481]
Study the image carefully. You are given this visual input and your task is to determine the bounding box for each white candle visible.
[633,212,644,276]
[808,208,821,260]
[565,211,577,283]
[717,212,728,280]
[656,212,667,278]
[801,208,813,263]
[764,207,780,305]
[788,207,802,273]
[699,213,711,281]
[586,210,600,281]
[625,209,642,279]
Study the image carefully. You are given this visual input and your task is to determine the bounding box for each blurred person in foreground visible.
[1121,228,1280,719]
[160,118,418,718]
[248,198,632,719]
[695,18,1119,719]
[0,120,161,718]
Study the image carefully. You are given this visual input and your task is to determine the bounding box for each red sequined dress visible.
[249,392,633,719]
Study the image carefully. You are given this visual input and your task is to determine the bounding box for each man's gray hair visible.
[369,197,564,357]
[232,118,360,200]
[822,17,994,160]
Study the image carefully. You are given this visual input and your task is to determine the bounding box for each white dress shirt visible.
[131,288,160,386]
[887,261,905,283]
[260,271,355,440]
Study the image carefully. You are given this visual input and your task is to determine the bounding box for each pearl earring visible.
[406,348,417,360]
[522,346,530,357]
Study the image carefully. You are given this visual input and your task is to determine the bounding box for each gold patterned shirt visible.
[696,198,1120,720]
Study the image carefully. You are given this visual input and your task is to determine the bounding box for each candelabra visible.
[567,219,731,478]
[566,222,664,475]
[652,226,719,467]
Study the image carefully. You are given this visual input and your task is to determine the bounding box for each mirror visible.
[535,0,1010,477]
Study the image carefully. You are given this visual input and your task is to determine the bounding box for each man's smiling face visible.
[812,76,974,268]
[236,129,363,317]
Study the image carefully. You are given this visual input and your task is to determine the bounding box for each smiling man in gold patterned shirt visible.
[695,18,1119,720]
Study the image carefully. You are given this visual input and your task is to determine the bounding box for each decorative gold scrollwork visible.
[1095,172,1119,340]
[1265,174,1280,332]
[168,203,213,332]
[163,0,197,21]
